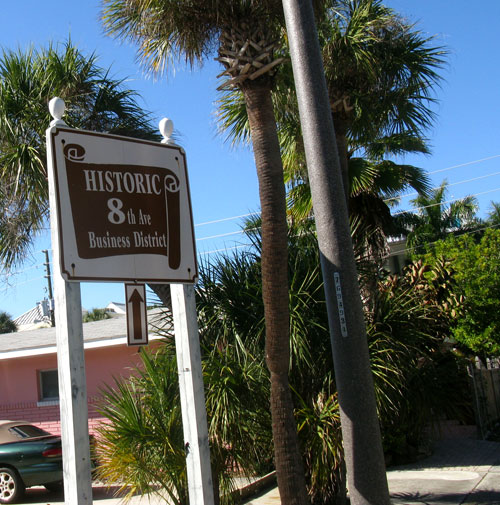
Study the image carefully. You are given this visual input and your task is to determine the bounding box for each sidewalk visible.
[17,438,500,504]
[387,438,500,504]
[246,438,500,505]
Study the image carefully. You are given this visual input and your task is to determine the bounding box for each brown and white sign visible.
[48,128,197,283]
[125,283,148,346]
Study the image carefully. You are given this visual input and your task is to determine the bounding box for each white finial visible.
[49,97,67,127]
[159,118,175,144]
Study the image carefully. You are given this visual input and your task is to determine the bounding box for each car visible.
[0,420,63,504]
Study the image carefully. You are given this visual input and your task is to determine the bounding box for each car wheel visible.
[44,480,64,493]
[0,467,25,504]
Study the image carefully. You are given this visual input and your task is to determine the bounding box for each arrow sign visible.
[125,283,148,345]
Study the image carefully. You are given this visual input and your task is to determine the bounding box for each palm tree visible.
[98,221,344,504]
[0,311,16,333]
[0,41,159,269]
[97,348,189,505]
[217,0,444,264]
[0,41,177,321]
[218,86,430,278]
[219,0,444,198]
[82,308,111,322]
[370,258,473,462]
[97,218,473,503]
[101,2,308,502]
[216,0,442,318]
[403,180,479,255]
[486,201,500,228]
[320,0,445,193]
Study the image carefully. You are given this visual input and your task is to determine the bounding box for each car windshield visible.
[8,425,51,439]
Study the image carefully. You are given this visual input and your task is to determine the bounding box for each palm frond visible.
[0,41,158,269]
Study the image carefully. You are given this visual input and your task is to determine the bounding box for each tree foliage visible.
[371,258,472,461]
[216,0,445,271]
[196,222,345,505]
[101,2,310,501]
[96,221,474,503]
[97,349,188,505]
[425,229,500,356]
[96,224,342,505]
[485,201,500,228]
[83,308,111,323]
[0,41,158,269]
[0,311,16,333]
[402,180,480,256]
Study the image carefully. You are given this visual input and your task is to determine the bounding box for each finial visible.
[49,97,67,127]
[159,118,175,144]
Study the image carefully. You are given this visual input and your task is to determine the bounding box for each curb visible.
[232,472,277,501]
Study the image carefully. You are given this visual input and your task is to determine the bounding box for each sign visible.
[125,284,148,346]
[48,127,197,283]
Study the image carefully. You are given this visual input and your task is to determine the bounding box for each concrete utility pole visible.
[281,1,390,504]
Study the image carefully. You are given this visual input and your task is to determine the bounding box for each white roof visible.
[13,304,51,329]
[105,302,126,314]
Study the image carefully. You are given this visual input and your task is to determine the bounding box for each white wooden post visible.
[171,283,215,505]
[47,98,93,505]
[53,274,93,505]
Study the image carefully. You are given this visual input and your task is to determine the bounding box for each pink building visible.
[0,310,165,436]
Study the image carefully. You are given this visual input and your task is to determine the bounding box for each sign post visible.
[171,283,214,505]
[46,98,214,505]
[47,103,93,505]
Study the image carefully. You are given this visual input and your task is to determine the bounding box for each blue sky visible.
[0,0,499,318]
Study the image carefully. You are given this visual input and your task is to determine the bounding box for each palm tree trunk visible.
[148,283,172,308]
[242,79,308,505]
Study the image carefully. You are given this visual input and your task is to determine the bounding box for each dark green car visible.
[0,421,63,503]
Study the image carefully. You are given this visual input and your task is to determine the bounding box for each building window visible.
[39,369,59,401]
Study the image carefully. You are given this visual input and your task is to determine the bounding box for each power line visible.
[200,219,500,261]
[191,157,500,225]
[192,161,500,243]
[4,218,500,289]
[196,229,247,242]
[392,186,500,216]
[195,212,258,227]
[386,169,500,203]
[3,156,500,288]
[198,243,253,256]
[1,262,44,279]
[427,154,500,176]
[196,226,260,242]
[0,275,45,292]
